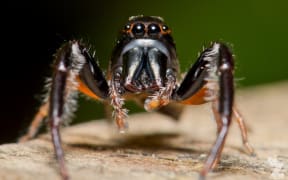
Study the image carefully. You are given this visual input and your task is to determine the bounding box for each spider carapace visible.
[20,15,254,179]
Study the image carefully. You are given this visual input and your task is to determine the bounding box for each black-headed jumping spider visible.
[20,15,255,180]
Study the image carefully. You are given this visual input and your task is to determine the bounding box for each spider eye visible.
[132,23,145,36]
[162,25,169,32]
[124,24,131,30]
[148,24,161,35]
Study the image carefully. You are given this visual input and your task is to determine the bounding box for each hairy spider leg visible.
[20,40,109,180]
[19,45,107,143]
[50,41,109,180]
[172,42,254,178]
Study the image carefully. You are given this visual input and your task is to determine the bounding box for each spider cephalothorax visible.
[107,16,180,130]
[20,15,254,180]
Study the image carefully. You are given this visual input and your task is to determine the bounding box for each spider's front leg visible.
[172,42,254,178]
[20,40,109,180]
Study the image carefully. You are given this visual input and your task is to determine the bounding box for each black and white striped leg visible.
[49,60,69,180]
[173,42,235,178]
[200,43,235,178]
[43,40,108,180]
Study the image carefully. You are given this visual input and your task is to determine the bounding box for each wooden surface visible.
[0,81,287,180]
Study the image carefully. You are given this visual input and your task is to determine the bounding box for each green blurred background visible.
[1,0,287,143]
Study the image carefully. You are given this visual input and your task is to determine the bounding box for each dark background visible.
[1,0,287,143]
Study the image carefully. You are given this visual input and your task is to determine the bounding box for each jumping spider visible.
[20,15,254,180]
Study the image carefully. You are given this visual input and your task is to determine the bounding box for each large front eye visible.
[132,23,145,36]
[148,24,161,35]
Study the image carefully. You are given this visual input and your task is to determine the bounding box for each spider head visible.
[110,16,178,93]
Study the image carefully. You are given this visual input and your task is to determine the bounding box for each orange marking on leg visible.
[180,87,207,105]
[76,77,101,100]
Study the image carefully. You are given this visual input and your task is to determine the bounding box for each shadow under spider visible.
[67,132,204,155]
